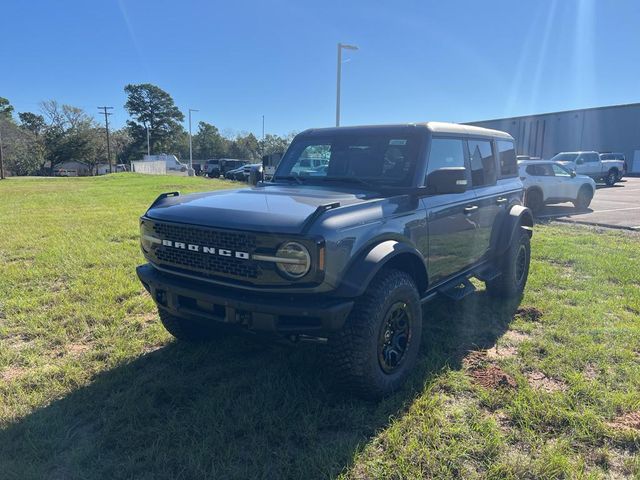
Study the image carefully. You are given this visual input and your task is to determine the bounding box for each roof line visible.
[466,102,640,124]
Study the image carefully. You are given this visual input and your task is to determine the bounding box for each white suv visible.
[519,160,596,212]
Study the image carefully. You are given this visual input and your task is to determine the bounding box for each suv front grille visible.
[151,222,259,279]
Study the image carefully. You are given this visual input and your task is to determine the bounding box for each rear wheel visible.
[328,269,422,399]
[525,189,544,213]
[573,185,593,210]
[158,308,222,342]
[605,170,617,186]
[486,227,531,298]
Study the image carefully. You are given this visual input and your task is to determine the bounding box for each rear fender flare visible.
[493,205,533,257]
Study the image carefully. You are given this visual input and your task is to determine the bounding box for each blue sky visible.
[2,0,639,137]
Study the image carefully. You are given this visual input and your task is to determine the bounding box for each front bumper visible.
[137,263,354,336]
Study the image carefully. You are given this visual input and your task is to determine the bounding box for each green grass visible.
[0,174,638,479]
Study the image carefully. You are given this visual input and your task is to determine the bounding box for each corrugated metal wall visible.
[467,103,640,173]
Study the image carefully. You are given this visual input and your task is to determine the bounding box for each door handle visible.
[464,205,478,214]
[496,197,508,205]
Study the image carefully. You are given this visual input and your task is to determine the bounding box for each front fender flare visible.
[335,240,427,298]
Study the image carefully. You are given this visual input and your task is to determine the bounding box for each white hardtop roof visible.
[423,121,513,140]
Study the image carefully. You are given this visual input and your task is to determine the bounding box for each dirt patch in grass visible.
[607,411,640,432]
[584,363,598,381]
[525,371,567,393]
[503,330,531,344]
[515,306,543,322]
[0,366,26,382]
[464,351,517,390]
[486,345,518,360]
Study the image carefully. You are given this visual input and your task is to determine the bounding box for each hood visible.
[145,184,372,234]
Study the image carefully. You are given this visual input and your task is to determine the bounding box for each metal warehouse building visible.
[467,103,640,174]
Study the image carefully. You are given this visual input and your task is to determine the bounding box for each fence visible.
[131,160,166,175]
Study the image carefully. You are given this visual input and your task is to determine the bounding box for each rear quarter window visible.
[497,140,517,178]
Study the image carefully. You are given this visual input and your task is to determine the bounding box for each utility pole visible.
[262,115,265,156]
[188,108,198,176]
[336,43,359,127]
[98,106,113,174]
[0,125,5,180]
[144,122,151,156]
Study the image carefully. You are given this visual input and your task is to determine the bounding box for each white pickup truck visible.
[550,151,625,186]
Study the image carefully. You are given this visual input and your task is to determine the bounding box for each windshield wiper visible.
[319,176,380,189]
[273,175,305,185]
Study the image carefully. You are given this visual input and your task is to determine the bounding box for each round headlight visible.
[276,242,311,279]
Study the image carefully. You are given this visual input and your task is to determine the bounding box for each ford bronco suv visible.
[137,122,533,398]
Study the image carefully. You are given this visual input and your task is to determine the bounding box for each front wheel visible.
[328,269,422,399]
[605,170,617,186]
[486,227,531,298]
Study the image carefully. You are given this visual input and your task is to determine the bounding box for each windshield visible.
[550,153,579,162]
[273,133,421,187]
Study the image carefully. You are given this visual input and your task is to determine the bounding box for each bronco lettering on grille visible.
[161,239,250,260]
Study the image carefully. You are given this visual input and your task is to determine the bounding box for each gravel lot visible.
[537,176,640,230]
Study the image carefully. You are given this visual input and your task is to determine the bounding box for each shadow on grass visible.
[0,292,521,480]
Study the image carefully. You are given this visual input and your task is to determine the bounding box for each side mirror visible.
[570,170,576,177]
[248,164,263,186]
[426,167,468,194]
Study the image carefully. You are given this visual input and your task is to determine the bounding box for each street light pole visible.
[336,42,359,127]
[144,122,150,156]
[188,108,198,176]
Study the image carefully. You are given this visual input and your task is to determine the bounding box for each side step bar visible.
[438,278,476,300]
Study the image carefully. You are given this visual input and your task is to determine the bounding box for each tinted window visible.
[426,138,465,178]
[583,153,599,163]
[526,164,554,176]
[550,153,579,162]
[497,140,517,177]
[275,133,420,187]
[468,139,496,187]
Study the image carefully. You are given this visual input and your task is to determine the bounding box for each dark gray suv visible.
[137,122,533,398]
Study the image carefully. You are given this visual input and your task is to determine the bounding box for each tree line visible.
[0,84,295,176]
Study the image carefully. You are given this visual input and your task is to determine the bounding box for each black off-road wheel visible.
[605,170,617,186]
[158,308,222,342]
[486,227,531,298]
[573,185,593,210]
[328,269,422,399]
[525,189,544,213]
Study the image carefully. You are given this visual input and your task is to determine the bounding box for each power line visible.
[98,106,114,174]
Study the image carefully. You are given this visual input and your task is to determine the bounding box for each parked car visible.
[550,151,624,186]
[599,152,627,178]
[205,159,221,178]
[224,166,246,180]
[137,122,533,398]
[518,160,596,212]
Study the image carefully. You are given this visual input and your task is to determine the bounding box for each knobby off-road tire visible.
[158,308,222,342]
[525,189,543,213]
[486,227,531,298]
[573,185,593,210]
[328,269,422,399]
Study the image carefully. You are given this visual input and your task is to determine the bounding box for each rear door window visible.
[468,139,497,187]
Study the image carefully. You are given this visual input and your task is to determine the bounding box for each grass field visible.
[0,174,638,479]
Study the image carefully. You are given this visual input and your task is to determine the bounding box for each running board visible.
[438,278,476,300]
[474,266,501,282]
